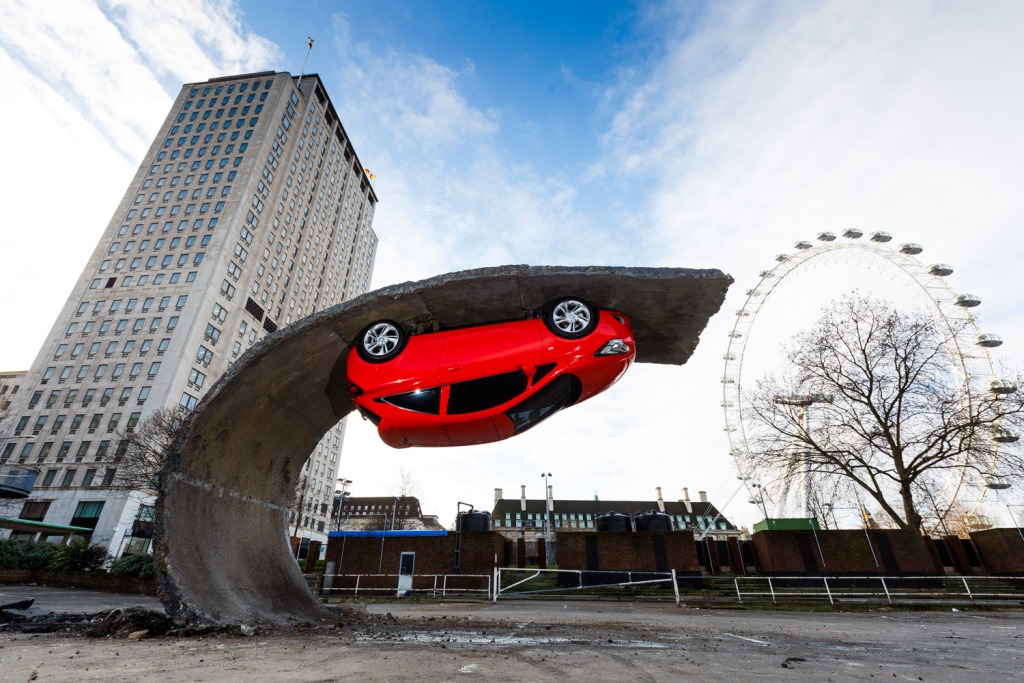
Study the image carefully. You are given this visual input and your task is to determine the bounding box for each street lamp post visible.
[333,478,352,532]
[541,472,553,550]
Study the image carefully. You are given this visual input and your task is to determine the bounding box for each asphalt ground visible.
[1,585,1022,681]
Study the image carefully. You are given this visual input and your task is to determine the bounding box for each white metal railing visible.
[494,567,682,605]
[319,573,491,599]
[734,575,1024,605]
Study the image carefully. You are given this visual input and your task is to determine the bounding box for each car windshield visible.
[448,370,529,415]
[505,374,580,434]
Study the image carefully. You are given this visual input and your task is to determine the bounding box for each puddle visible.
[355,630,669,649]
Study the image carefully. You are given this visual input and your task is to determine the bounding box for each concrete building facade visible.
[0,71,377,555]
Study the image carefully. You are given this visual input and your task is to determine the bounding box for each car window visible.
[380,387,442,414]
[506,374,581,433]
[447,371,529,415]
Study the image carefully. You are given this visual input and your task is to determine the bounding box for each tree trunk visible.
[900,485,923,534]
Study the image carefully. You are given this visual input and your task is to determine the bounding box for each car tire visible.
[356,320,407,363]
[543,297,598,339]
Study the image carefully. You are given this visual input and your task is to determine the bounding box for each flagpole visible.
[297,37,314,88]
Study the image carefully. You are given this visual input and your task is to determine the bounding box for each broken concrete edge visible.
[181,263,732,413]
[154,264,732,626]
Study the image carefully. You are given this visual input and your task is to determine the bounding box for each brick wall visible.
[752,530,938,575]
[324,532,503,577]
[970,528,1024,575]
[0,569,158,595]
[557,531,701,573]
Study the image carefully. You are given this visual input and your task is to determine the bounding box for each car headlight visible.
[595,339,631,356]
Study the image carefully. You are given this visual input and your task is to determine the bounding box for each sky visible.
[2,0,1023,529]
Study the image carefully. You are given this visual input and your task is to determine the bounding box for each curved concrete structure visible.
[154,265,732,625]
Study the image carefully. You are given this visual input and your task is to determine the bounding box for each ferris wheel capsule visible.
[817,231,837,241]
[989,379,1017,394]
[983,474,1012,490]
[929,263,954,276]
[989,426,1020,443]
[870,231,893,243]
[843,228,863,239]
[795,240,813,249]
[954,294,981,307]
[976,333,1003,348]
[899,243,923,255]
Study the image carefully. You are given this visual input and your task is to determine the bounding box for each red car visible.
[347,297,636,448]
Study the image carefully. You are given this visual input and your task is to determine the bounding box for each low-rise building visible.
[491,485,739,546]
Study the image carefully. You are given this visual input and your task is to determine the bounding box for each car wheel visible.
[356,320,407,363]
[543,297,598,339]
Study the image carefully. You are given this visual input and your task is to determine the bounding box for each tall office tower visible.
[0,72,378,556]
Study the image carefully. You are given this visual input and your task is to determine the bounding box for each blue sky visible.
[2,1,1023,526]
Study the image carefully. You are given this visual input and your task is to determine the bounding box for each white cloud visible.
[100,0,281,84]
[587,0,1024,522]
[0,0,281,368]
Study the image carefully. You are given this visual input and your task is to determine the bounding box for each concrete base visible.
[154,264,731,625]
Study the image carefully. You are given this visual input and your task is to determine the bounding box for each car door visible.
[438,320,544,387]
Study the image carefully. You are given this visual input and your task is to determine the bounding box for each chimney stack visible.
[682,487,692,514]
[547,484,554,512]
[699,490,708,503]
[494,488,503,505]
[521,485,527,512]
[656,486,665,512]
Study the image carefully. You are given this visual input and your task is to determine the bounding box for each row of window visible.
[109,234,211,255]
[54,337,169,362]
[127,199,227,219]
[40,360,163,385]
[141,169,236,191]
[1,434,125,465]
[496,513,731,531]
[24,385,153,412]
[17,410,140,435]
[19,500,107,529]
[65,315,179,337]
[189,77,274,100]
[76,296,187,317]
[89,270,197,290]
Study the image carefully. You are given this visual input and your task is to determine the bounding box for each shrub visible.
[109,553,154,578]
[0,539,24,569]
[19,541,57,570]
[46,539,110,572]
[139,559,156,580]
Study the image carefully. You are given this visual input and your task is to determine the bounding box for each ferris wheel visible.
[722,229,1018,527]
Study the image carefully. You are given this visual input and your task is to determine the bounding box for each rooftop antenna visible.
[296,36,314,88]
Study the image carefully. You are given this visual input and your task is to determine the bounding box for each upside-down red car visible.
[346,297,636,448]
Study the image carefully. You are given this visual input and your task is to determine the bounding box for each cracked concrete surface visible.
[154,265,732,625]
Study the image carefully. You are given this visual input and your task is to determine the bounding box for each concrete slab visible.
[154,265,732,625]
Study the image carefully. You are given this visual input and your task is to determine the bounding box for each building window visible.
[70,500,104,529]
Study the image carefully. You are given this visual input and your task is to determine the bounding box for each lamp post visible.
[541,472,553,549]
[333,478,352,532]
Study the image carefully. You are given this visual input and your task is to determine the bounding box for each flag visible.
[308,37,314,50]
[364,167,375,181]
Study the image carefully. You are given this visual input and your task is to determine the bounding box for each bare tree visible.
[387,467,422,530]
[744,294,1024,534]
[111,407,185,491]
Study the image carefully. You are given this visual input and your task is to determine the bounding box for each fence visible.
[733,575,1024,606]
[309,569,1024,607]
[316,572,491,599]
[495,567,682,605]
